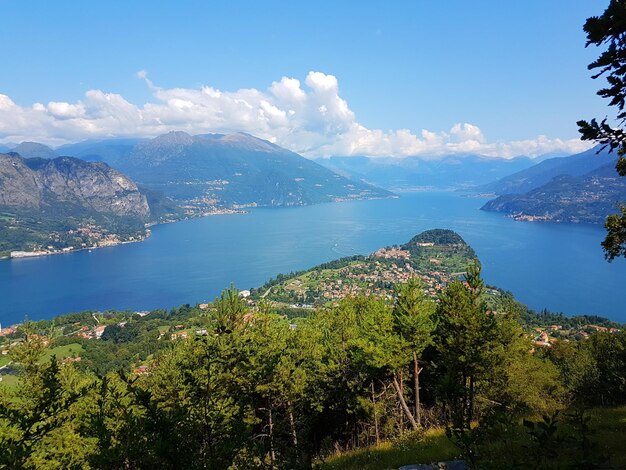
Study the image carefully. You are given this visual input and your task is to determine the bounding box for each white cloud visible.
[450,123,485,143]
[0,72,592,158]
[47,101,86,119]
[0,94,16,111]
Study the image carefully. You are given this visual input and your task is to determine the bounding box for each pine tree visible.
[392,278,435,427]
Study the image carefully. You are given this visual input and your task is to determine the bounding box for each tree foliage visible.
[577,0,626,259]
[0,279,623,468]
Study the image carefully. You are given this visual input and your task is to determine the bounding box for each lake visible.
[1,191,625,325]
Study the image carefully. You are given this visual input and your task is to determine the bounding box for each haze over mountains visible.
[312,145,625,226]
[8,142,58,159]
[4,136,583,194]
[314,154,538,190]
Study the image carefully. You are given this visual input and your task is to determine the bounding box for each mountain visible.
[0,153,150,256]
[481,161,626,224]
[60,132,393,207]
[10,141,57,159]
[0,153,149,218]
[314,154,536,190]
[251,228,476,306]
[475,146,613,195]
[56,138,146,163]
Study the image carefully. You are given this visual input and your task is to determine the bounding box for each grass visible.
[316,407,626,470]
[0,343,86,392]
[590,406,626,468]
[316,428,457,470]
[0,374,19,390]
[39,343,84,363]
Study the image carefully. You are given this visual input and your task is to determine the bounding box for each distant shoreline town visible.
[1,207,247,261]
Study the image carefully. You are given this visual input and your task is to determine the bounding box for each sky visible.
[0,0,614,157]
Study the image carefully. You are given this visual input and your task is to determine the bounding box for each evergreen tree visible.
[433,262,498,428]
[392,278,435,426]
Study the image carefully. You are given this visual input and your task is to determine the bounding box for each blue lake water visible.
[1,191,625,325]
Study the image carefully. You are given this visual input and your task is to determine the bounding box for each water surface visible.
[1,191,624,324]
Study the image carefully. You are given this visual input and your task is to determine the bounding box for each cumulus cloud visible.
[0,72,591,158]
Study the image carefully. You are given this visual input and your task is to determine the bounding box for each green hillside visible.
[482,162,626,224]
[252,229,477,305]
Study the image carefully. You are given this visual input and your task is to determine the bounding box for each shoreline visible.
[2,208,249,262]
[1,195,393,262]
[7,234,150,260]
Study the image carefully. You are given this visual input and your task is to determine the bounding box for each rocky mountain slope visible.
[0,153,149,218]
[0,153,151,256]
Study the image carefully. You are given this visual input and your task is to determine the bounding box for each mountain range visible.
[0,133,397,256]
[5,132,625,234]
[58,132,393,207]
[481,159,626,224]
[313,154,537,190]
[474,146,615,196]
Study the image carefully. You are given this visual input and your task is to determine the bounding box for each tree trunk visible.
[399,370,405,429]
[371,381,380,445]
[413,350,421,426]
[288,400,298,446]
[268,406,276,465]
[468,375,475,428]
[392,374,418,431]
[462,372,467,427]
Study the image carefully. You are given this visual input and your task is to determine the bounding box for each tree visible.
[393,278,435,427]
[433,262,498,429]
[0,356,90,469]
[574,331,626,406]
[577,0,626,260]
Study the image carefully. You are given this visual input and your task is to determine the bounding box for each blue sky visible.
[0,0,612,157]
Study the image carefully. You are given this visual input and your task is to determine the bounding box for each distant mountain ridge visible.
[8,142,57,159]
[314,154,537,190]
[58,131,393,207]
[475,146,614,195]
[481,158,626,224]
[57,138,145,164]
